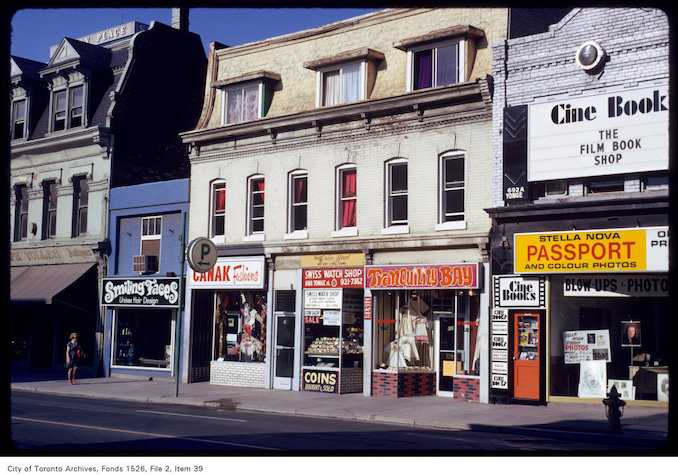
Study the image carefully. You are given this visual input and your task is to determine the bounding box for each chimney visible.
[172,7,189,31]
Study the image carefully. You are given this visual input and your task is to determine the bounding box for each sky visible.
[9,6,381,62]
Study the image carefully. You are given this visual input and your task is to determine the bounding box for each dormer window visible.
[52,85,84,132]
[304,48,384,107]
[12,99,26,140]
[395,25,484,92]
[212,71,280,126]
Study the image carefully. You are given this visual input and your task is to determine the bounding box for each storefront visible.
[301,266,365,394]
[490,226,669,405]
[102,276,180,377]
[186,256,268,387]
[365,263,486,400]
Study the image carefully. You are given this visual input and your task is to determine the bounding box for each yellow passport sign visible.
[514,227,668,273]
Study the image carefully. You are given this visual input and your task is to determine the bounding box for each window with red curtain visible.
[291,174,307,231]
[340,168,357,228]
[212,182,226,236]
[250,177,265,233]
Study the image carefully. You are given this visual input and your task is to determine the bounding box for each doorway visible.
[513,311,541,400]
[273,312,295,389]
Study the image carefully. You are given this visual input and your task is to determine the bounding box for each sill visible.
[381,225,409,235]
[242,233,265,242]
[284,230,308,240]
[435,220,467,231]
[210,235,226,244]
[331,227,358,238]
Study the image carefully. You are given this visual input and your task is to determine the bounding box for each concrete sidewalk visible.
[10,369,672,450]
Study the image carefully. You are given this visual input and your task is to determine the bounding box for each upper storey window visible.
[213,71,280,126]
[52,85,84,132]
[304,48,384,107]
[394,25,484,92]
[12,99,26,140]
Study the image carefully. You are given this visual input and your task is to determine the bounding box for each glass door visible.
[437,313,455,394]
[273,312,295,389]
[513,312,540,400]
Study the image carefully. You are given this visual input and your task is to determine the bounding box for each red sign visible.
[302,267,364,288]
[365,263,480,289]
[364,296,372,320]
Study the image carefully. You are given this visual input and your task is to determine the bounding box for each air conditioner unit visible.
[133,255,158,274]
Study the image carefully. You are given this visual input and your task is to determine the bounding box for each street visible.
[9,391,647,454]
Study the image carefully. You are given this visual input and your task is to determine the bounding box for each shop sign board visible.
[492,362,508,374]
[514,227,668,274]
[304,289,342,309]
[364,296,372,321]
[563,329,611,364]
[528,85,668,181]
[491,374,508,389]
[491,334,508,350]
[186,237,217,273]
[493,275,545,307]
[302,369,339,393]
[563,275,668,297]
[300,253,366,267]
[102,277,180,307]
[365,263,480,289]
[188,256,265,289]
[492,349,508,362]
[10,244,96,265]
[302,267,364,288]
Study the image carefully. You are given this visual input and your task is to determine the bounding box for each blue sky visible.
[10,7,381,62]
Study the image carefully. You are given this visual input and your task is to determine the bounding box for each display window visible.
[549,275,669,401]
[214,291,267,363]
[373,289,480,375]
[113,308,173,368]
[303,288,364,369]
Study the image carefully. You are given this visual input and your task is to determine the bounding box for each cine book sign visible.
[514,227,668,274]
[528,85,668,181]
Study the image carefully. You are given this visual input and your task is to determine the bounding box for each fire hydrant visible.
[602,385,626,433]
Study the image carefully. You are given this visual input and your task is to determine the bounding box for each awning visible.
[11,263,96,304]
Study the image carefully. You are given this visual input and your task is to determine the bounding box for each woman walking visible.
[66,332,82,384]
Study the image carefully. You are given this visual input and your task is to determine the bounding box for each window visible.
[223,84,260,124]
[321,63,362,106]
[545,179,568,197]
[12,99,26,139]
[52,85,85,131]
[211,181,226,238]
[440,153,465,223]
[42,181,58,239]
[141,216,162,266]
[409,41,461,91]
[587,178,624,194]
[337,165,357,230]
[289,172,308,233]
[14,184,29,242]
[72,176,88,237]
[248,176,265,235]
[113,308,173,369]
[214,291,267,363]
[386,159,408,228]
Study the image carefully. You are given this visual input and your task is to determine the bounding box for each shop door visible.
[513,312,540,400]
[273,313,295,390]
[437,313,455,394]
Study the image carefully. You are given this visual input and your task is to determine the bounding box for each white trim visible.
[315,60,367,107]
[406,38,465,92]
[243,233,265,242]
[435,220,467,231]
[335,163,358,232]
[284,230,308,240]
[220,81,263,125]
[209,179,227,239]
[332,227,358,238]
[381,225,409,235]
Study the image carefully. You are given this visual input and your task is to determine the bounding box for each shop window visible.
[319,62,362,106]
[71,176,88,237]
[439,152,465,224]
[586,178,624,194]
[287,171,308,236]
[408,40,462,91]
[545,179,568,197]
[223,83,260,124]
[644,174,668,191]
[13,184,29,242]
[210,181,226,238]
[42,180,58,239]
[336,165,357,233]
[247,175,265,236]
[385,159,408,229]
[214,291,267,362]
[113,308,173,368]
[12,99,26,140]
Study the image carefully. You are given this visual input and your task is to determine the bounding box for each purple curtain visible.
[415,50,432,90]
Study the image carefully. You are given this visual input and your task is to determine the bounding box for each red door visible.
[513,312,540,400]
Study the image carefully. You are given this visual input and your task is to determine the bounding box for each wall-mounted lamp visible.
[31,223,37,235]
[575,41,606,74]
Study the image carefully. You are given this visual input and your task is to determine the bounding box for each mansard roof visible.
[40,38,112,75]
[10,56,46,81]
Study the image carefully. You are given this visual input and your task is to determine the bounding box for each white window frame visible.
[383,158,409,234]
[50,83,86,132]
[285,170,308,240]
[315,60,366,107]
[244,175,265,241]
[12,98,27,140]
[220,81,263,125]
[332,164,358,237]
[436,152,467,231]
[406,38,465,92]
[210,180,226,242]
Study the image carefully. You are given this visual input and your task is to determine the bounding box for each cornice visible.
[11,127,112,158]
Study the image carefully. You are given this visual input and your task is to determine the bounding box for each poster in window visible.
[657,374,669,402]
[607,379,634,400]
[621,321,641,347]
[578,360,607,398]
[563,330,611,364]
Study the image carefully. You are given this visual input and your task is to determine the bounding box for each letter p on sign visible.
[187,237,217,273]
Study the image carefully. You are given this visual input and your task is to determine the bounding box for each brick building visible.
[180,8,569,402]
[486,8,669,405]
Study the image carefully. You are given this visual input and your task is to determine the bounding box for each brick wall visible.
[339,367,363,394]
[210,360,266,388]
[453,377,480,402]
[372,371,436,397]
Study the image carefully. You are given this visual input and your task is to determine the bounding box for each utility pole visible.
[175,212,187,397]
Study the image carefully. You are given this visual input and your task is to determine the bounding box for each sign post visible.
[174,213,187,397]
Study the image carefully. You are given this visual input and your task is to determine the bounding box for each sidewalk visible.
[10,369,672,450]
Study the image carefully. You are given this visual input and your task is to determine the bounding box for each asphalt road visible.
[9,391,641,454]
